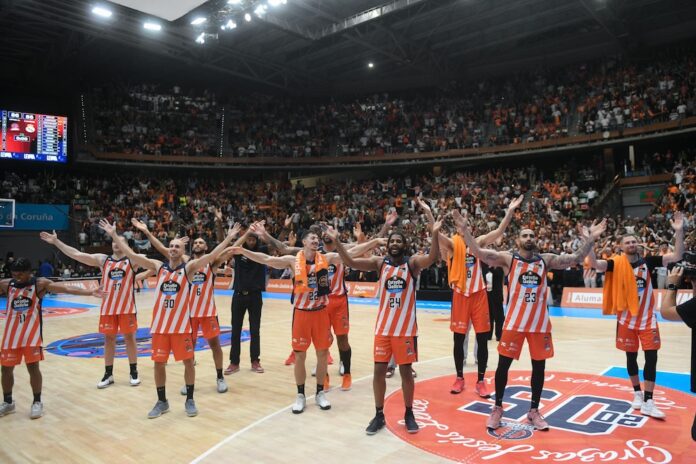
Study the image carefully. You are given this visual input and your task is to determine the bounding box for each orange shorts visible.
[327,294,349,336]
[0,346,43,366]
[191,316,221,340]
[99,313,138,335]
[151,333,195,362]
[451,289,491,334]
[374,335,418,365]
[292,307,333,352]
[498,330,554,361]
[616,323,661,352]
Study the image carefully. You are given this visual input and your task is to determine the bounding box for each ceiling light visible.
[190,17,207,26]
[244,13,252,22]
[221,19,237,30]
[254,5,267,17]
[268,0,283,6]
[143,22,162,31]
[227,0,242,4]
[368,62,374,68]
[195,32,206,44]
[91,6,113,18]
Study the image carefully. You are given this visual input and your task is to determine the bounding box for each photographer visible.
[660,266,696,441]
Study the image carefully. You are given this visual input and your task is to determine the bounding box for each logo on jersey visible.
[518,271,541,288]
[161,280,181,295]
[386,276,407,293]
[109,268,125,281]
[11,296,31,311]
[307,272,318,289]
[384,371,694,464]
[191,271,207,285]
[635,277,647,291]
[328,264,337,275]
[466,254,476,267]
[46,326,249,358]
[318,274,329,288]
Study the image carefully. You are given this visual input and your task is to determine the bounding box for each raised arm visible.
[660,266,686,321]
[347,237,387,257]
[186,223,242,274]
[39,230,106,268]
[662,212,685,265]
[249,221,301,255]
[325,228,382,272]
[543,219,606,270]
[477,194,523,247]
[453,210,512,270]
[131,218,169,258]
[229,246,295,270]
[100,219,161,272]
[39,278,107,298]
[410,217,442,274]
[376,211,399,238]
[214,208,225,243]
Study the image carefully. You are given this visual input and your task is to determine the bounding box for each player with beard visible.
[326,211,442,436]
[453,211,606,431]
[39,230,151,389]
[586,212,684,419]
[101,219,240,419]
[0,258,106,419]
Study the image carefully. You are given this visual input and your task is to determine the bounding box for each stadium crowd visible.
[89,46,696,158]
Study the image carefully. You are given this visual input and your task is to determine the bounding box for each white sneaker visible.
[631,391,643,409]
[316,391,331,410]
[311,367,316,377]
[129,375,141,386]
[641,399,666,419]
[0,401,16,417]
[30,402,43,419]
[339,362,345,376]
[97,375,114,389]
[292,394,306,414]
[217,378,228,393]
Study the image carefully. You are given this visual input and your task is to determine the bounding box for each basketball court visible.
[0,289,692,464]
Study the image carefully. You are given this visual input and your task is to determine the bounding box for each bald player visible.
[454,211,606,431]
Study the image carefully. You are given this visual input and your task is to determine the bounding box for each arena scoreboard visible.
[0,109,68,163]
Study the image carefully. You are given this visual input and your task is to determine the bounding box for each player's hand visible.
[228,222,242,239]
[452,209,469,231]
[179,236,190,245]
[249,220,267,237]
[130,218,148,232]
[228,246,243,255]
[670,211,684,231]
[325,227,340,243]
[508,194,524,211]
[214,207,224,223]
[385,210,398,226]
[99,219,117,236]
[39,230,58,244]
[667,266,683,286]
[589,218,607,240]
[91,285,108,299]
[431,215,444,234]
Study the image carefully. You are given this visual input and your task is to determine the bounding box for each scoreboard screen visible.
[0,109,68,163]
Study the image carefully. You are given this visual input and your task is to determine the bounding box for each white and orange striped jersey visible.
[188,263,217,318]
[2,279,43,349]
[375,257,417,337]
[293,262,329,310]
[151,263,192,334]
[504,253,551,333]
[327,261,347,296]
[100,257,136,316]
[452,253,485,296]
[617,261,658,330]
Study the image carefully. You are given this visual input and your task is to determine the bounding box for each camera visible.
[677,251,696,278]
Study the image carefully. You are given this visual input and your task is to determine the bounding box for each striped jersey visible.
[375,257,417,336]
[151,263,192,334]
[100,256,136,316]
[2,278,43,349]
[293,261,329,310]
[188,263,217,318]
[327,261,347,296]
[504,253,551,333]
[617,260,658,330]
[452,253,485,296]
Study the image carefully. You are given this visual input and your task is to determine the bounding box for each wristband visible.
[666,283,678,291]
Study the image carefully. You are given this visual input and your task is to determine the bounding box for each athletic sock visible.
[633,384,642,392]
[105,365,113,376]
[186,384,194,400]
[644,391,653,402]
[405,406,413,417]
[376,406,384,416]
[339,348,352,375]
[478,370,485,382]
[157,386,167,402]
[33,392,41,403]
[297,384,305,395]
[216,368,223,380]
[129,363,138,378]
[3,392,12,403]
[316,384,324,394]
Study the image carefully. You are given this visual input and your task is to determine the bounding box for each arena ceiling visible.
[2,0,696,95]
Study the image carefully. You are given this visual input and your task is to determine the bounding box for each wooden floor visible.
[0,291,691,464]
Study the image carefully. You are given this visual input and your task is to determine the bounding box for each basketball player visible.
[432,195,523,397]
[100,219,240,418]
[586,212,683,419]
[0,258,105,419]
[453,211,606,431]
[326,213,442,435]
[131,218,238,394]
[39,230,151,388]
[229,230,352,414]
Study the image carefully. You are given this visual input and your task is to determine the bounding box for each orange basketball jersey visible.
[151,263,192,334]
[2,278,43,349]
[188,263,217,318]
[100,256,136,316]
[375,257,417,337]
[504,253,551,333]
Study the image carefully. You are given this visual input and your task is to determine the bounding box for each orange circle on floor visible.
[384,370,695,464]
